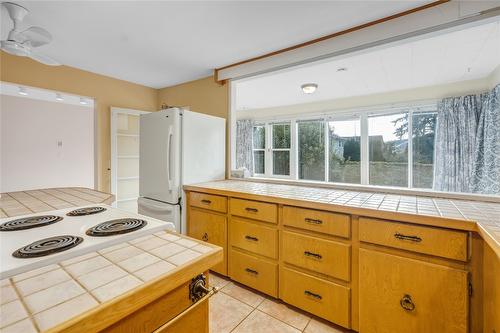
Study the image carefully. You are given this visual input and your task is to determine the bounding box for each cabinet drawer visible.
[230,198,277,224]
[283,206,350,238]
[188,209,227,275]
[230,218,278,259]
[230,249,278,297]
[280,267,350,328]
[282,231,350,281]
[190,192,227,213]
[359,249,468,333]
[359,217,468,261]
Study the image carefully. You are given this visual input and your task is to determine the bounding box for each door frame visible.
[110,107,150,207]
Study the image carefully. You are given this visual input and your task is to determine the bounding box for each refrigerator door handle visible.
[166,125,173,191]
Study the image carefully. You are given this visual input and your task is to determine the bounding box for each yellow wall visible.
[0,51,158,192]
[157,76,228,119]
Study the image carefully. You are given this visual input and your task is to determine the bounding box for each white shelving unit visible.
[110,107,150,213]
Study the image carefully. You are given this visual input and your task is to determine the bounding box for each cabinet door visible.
[359,249,468,333]
[188,208,227,275]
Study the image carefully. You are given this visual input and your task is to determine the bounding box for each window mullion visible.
[360,113,369,185]
[324,118,329,182]
[266,123,272,177]
[408,110,413,188]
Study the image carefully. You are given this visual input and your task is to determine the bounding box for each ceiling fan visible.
[1,2,59,66]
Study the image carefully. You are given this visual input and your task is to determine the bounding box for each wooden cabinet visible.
[230,218,278,259]
[190,192,227,213]
[188,208,227,275]
[280,267,350,328]
[230,198,278,223]
[283,206,350,238]
[230,249,278,297]
[282,231,350,281]
[359,249,468,333]
[359,217,469,261]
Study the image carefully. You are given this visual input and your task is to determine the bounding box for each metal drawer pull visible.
[245,207,259,213]
[304,251,322,259]
[304,218,323,225]
[400,294,415,311]
[304,290,322,300]
[201,199,212,204]
[245,235,259,242]
[394,233,422,243]
[245,268,258,275]
[202,232,208,241]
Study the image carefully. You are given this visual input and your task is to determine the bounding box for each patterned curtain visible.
[473,84,500,194]
[236,119,254,174]
[433,94,481,192]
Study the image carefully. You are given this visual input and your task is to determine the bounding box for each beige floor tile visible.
[0,300,28,328]
[166,249,202,266]
[0,318,37,333]
[221,282,265,307]
[77,265,128,290]
[12,264,59,282]
[209,292,252,333]
[65,255,111,277]
[304,318,350,333]
[257,298,311,330]
[91,275,142,302]
[34,293,98,331]
[149,243,186,259]
[232,310,300,333]
[100,246,143,262]
[134,261,176,282]
[209,273,231,290]
[117,253,160,272]
[23,280,85,314]
[15,269,71,296]
[0,285,18,305]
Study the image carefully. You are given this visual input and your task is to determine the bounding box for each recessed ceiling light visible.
[18,86,28,96]
[301,83,318,94]
[55,93,64,101]
[337,67,348,72]
[79,97,88,105]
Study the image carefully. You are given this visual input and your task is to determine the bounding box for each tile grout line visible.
[3,193,35,214]
[8,276,42,332]
[22,191,58,211]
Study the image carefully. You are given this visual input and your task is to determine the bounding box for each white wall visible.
[1,95,95,192]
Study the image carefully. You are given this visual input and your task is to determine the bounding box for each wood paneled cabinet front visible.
[359,249,469,333]
[187,208,227,275]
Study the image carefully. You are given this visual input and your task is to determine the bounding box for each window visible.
[412,112,437,189]
[328,118,361,184]
[298,120,325,181]
[271,123,291,176]
[368,113,409,187]
[240,104,437,191]
[252,125,265,174]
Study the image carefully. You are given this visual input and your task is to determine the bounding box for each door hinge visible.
[468,281,473,297]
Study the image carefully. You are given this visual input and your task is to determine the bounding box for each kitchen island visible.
[0,188,223,333]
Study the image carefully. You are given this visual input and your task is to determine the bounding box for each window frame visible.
[252,124,266,176]
[246,102,438,190]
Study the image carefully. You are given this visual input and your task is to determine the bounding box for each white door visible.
[111,107,150,213]
[139,108,181,205]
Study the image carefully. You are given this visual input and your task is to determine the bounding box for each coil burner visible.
[12,235,83,258]
[86,218,147,236]
[0,215,63,231]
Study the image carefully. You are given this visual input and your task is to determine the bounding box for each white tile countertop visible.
[0,231,221,333]
[184,179,500,256]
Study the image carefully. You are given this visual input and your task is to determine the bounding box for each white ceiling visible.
[0,1,432,88]
[235,20,500,111]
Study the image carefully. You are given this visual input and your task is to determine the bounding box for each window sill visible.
[228,176,500,203]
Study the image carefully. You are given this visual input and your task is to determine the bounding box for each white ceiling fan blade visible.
[28,51,60,66]
[21,26,52,47]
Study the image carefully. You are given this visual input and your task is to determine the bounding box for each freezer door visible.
[139,109,181,204]
[138,197,180,232]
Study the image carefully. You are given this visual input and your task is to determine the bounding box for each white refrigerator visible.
[138,108,225,233]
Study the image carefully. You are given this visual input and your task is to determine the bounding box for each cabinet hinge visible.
[468,281,473,297]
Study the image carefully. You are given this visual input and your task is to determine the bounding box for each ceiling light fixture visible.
[55,93,64,101]
[301,83,318,94]
[79,97,88,105]
[18,86,28,96]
